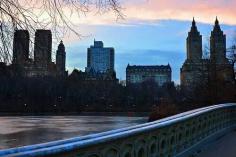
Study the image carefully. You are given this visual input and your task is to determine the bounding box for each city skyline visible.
[65,18,236,83]
[48,0,235,83]
[0,1,236,155]
[1,0,236,83]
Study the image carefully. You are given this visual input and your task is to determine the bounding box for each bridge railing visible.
[0,103,236,157]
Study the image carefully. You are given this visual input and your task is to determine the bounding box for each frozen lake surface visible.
[0,116,147,149]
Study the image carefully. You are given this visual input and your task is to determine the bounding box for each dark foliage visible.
[0,69,235,115]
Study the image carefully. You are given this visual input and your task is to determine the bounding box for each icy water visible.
[0,116,147,149]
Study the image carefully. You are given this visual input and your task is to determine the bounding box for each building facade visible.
[12,29,67,77]
[126,64,172,85]
[34,30,52,67]
[180,18,234,88]
[86,40,114,73]
[12,30,30,65]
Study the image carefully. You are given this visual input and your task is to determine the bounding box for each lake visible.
[0,115,147,149]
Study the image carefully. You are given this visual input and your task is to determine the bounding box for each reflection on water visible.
[0,116,147,149]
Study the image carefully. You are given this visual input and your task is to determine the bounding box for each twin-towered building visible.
[181,18,234,88]
[12,29,67,77]
[12,32,116,80]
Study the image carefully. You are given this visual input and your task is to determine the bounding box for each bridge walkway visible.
[198,130,236,157]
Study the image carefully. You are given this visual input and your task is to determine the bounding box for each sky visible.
[61,0,236,83]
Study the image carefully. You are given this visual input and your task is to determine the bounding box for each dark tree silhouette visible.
[0,0,123,63]
[203,36,210,59]
[226,31,236,83]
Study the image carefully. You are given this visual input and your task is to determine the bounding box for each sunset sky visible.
[63,0,236,83]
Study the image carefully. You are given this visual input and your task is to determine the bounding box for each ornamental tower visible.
[56,40,66,76]
[210,17,227,63]
[186,18,202,61]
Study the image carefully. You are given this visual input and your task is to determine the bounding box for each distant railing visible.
[0,103,236,157]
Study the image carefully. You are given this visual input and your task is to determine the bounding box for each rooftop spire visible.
[190,17,198,33]
[213,16,221,32]
[58,40,65,51]
[192,17,196,26]
[215,16,219,25]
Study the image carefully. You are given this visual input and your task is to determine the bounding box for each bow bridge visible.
[0,103,236,157]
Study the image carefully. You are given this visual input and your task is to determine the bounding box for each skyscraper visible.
[11,29,66,77]
[12,30,30,64]
[210,17,227,64]
[56,40,66,76]
[86,40,114,73]
[181,18,234,88]
[34,30,52,67]
[186,18,202,61]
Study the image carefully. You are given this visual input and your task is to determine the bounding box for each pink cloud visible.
[122,0,236,25]
[24,0,235,27]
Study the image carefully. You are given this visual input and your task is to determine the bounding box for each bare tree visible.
[227,33,236,81]
[227,32,236,67]
[0,0,123,63]
[203,36,210,59]
[227,45,236,66]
